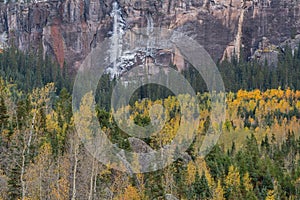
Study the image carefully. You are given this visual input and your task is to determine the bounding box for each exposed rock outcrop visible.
[0,0,299,70]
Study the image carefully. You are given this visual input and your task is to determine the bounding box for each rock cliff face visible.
[0,0,299,71]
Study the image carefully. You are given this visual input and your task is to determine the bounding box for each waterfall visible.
[235,7,245,61]
[106,4,157,78]
[108,2,125,77]
[146,13,154,57]
[146,13,154,37]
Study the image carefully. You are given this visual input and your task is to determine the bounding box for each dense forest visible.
[0,44,300,199]
[1,44,300,95]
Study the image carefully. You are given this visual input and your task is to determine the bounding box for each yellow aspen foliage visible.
[195,158,214,188]
[51,178,69,200]
[254,127,260,132]
[50,155,70,200]
[243,172,253,192]
[278,99,290,113]
[277,89,285,99]
[30,82,56,112]
[296,101,300,110]
[265,190,275,200]
[212,180,225,200]
[225,165,240,189]
[249,117,255,125]
[187,161,197,185]
[225,165,242,199]
[25,142,53,199]
[135,173,147,199]
[117,185,141,200]
[248,100,256,112]
[198,120,205,133]
[46,112,61,133]
[253,89,262,100]
[237,90,247,100]
[205,170,215,188]
[100,163,112,176]
[285,88,293,99]
[267,89,279,99]
[74,91,98,140]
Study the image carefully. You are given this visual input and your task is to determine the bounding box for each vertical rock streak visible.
[146,13,154,57]
[235,5,245,61]
[109,2,125,77]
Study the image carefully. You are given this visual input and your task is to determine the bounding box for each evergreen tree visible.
[193,171,211,199]
[0,96,8,131]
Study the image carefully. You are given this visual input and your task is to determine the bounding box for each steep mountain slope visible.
[0,0,299,71]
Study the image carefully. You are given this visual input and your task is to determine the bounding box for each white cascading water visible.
[146,13,154,56]
[108,1,125,78]
[107,5,157,78]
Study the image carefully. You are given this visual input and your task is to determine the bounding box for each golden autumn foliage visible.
[225,165,240,188]
[242,172,253,192]
[265,190,275,200]
[220,88,300,150]
[212,180,225,200]
[1,75,300,200]
[225,165,242,199]
[195,158,215,188]
[187,161,197,185]
[116,185,141,200]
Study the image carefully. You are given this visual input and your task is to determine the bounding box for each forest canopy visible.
[0,44,299,199]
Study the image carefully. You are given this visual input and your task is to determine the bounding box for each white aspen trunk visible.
[20,106,37,199]
[20,146,26,200]
[71,145,78,200]
[93,165,98,199]
[27,108,37,154]
[88,158,95,200]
